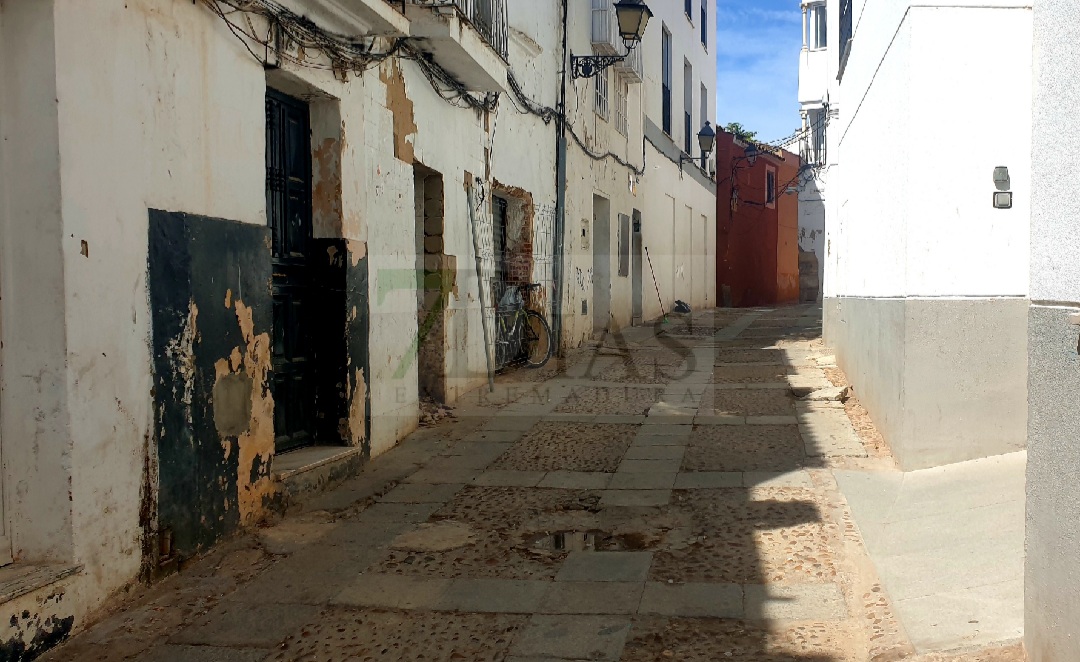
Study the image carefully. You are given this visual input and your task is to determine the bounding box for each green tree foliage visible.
[723,122,758,142]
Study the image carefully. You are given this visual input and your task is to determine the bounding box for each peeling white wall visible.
[0,0,570,646]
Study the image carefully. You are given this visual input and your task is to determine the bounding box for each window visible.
[615,80,629,136]
[662,27,672,135]
[807,3,827,50]
[618,213,630,277]
[766,168,777,208]
[701,1,708,49]
[700,83,709,159]
[839,0,853,79]
[685,0,692,20]
[493,195,509,284]
[594,69,609,120]
[683,60,694,154]
[807,107,825,164]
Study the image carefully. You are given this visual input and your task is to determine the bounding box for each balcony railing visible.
[614,44,643,83]
[408,0,508,59]
[591,0,620,55]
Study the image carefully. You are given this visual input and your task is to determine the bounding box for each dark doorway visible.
[266,89,315,453]
[492,195,510,288]
[415,165,448,403]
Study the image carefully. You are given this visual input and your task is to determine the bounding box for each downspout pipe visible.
[551,0,569,355]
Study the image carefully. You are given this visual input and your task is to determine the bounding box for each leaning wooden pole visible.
[467,184,496,393]
[645,246,667,323]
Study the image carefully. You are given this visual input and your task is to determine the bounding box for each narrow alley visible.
[41,307,1024,662]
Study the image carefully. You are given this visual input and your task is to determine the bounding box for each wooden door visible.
[266,89,315,453]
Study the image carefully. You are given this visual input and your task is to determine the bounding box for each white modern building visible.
[0,0,714,655]
[822,0,1032,471]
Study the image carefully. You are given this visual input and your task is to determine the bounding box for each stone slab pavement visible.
[40,305,1023,662]
[834,452,1026,654]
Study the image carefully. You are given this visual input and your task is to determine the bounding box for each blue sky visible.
[714,0,802,143]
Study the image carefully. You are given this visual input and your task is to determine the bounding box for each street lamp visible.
[680,122,716,171]
[739,142,759,167]
[615,0,653,46]
[571,0,654,79]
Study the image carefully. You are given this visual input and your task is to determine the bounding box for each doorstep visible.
[273,446,366,507]
[0,564,83,605]
[273,446,363,480]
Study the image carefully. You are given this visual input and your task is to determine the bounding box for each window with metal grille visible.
[766,168,777,208]
[662,27,672,135]
[594,69,609,120]
[615,80,629,136]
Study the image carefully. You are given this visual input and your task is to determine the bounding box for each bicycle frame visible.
[493,283,542,370]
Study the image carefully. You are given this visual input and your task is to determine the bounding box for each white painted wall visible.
[831,3,1032,300]
[797,0,842,303]
[1026,2,1080,659]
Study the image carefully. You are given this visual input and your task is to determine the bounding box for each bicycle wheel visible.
[522,310,553,368]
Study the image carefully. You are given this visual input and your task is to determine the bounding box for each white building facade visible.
[559,0,717,346]
[0,0,713,654]
[822,0,1032,471]
[1026,2,1080,659]
[796,0,838,303]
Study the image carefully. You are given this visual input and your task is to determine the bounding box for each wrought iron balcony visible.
[406,0,507,60]
[591,0,620,55]
[400,0,509,92]
[614,44,643,84]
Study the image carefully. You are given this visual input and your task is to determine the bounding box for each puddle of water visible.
[527,530,652,552]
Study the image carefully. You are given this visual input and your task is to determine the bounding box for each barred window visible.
[594,68,609,120]
[615,80,628,135]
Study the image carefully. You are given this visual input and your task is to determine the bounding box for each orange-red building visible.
[715,131,801,307]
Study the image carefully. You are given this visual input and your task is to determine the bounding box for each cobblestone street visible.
[42,307,1023,662]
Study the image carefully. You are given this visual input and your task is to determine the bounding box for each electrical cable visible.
[202,0,498,112]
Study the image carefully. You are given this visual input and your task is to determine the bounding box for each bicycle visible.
[494,283,553,369]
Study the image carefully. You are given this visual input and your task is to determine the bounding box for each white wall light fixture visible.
[993,166,1012,209]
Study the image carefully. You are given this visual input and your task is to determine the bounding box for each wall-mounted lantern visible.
[739,143,759,167]
[680,122,716,171]
[571,0,654,79]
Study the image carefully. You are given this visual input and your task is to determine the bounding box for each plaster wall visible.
[1026,1,1080,658]
[826,3,1032,470]
[0,0,563,651]
[832,4,1031,298]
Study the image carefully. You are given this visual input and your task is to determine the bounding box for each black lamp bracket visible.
[571,50,630,79]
